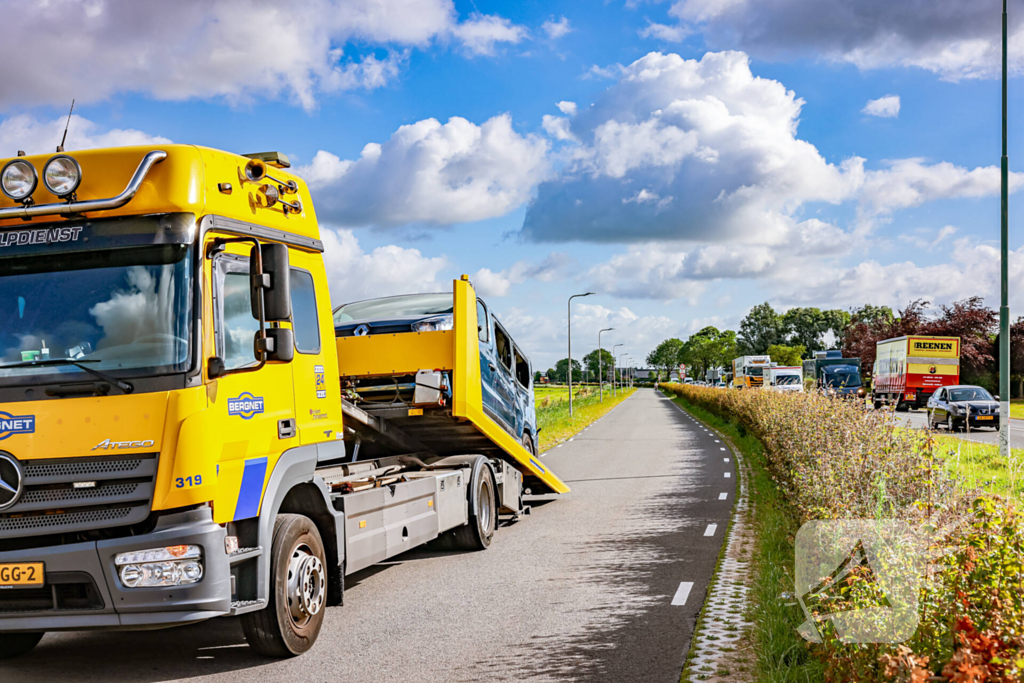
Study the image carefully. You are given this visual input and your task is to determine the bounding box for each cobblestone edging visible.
[681,413,757,682]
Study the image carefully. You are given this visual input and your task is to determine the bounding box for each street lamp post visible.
[568,292,595,418]
[611,344,623,397]
[599,327,614,403]
[619,353,629,394]
[1000,0,1011,459]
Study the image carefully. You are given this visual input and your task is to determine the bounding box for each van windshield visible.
[774,375,800,386]
[824,372,861,388]
[334,293,453,324]
[0,244,192,385]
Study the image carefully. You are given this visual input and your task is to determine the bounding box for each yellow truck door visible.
[207,242,296,523]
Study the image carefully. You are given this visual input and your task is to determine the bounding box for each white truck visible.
[765,366,803,392]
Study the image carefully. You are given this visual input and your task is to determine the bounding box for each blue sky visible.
[2,0,1023,370]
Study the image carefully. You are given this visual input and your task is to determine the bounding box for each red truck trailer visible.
[871,335,961,410]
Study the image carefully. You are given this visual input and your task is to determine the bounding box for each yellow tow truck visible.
[0,145,566,658]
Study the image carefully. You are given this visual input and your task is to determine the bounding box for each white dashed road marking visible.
[724,472,731,478]
[671,582,695,606]
[719,492,727,500]
[704,524,717,537]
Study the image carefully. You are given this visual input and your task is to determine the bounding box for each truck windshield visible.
[0,244,192,384]
[774,375,800,385]
[824,373,861,388]
[746,367,763,377]
[333,293,453,324]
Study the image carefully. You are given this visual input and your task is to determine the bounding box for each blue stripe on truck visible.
[235,457,269,519]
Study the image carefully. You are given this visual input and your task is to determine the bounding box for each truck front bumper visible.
[0,507,231,633]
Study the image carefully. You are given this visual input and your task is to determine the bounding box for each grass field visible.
[930,431,1024,499]
[534,384,635,451]
[1011,398,1024,420]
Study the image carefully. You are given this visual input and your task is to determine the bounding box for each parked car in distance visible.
[334,292,540,454]
[926,385,1001,431]
[715,381,727,389]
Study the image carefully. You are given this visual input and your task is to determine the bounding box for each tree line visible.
[646,298,1024,394]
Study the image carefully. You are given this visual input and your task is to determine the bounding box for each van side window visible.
[290,268,320,354]
[513,347,531,388]
[477,300,489,343]
[494,325,512,370]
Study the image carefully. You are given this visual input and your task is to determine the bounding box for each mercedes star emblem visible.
[0,453,24,511]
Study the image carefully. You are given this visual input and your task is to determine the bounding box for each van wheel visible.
[0,632,43,659]
[434,462,497,551]
[242,514,327,658]
[521,432,537,457]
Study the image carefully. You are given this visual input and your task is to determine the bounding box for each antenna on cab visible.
[57,99,75,153]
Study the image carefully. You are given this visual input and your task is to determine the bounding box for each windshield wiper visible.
[0,358,134,394]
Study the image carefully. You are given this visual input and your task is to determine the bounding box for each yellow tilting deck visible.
[335,277,569,494]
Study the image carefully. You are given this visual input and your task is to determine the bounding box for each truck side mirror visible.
[250,243,291,322]
[208,356,226,379]
[265,328,294,362]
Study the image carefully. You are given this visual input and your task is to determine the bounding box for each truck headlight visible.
[115,545,203,588]
[412,315,454,332]
[43,155,81,197]
[1,159,38,201]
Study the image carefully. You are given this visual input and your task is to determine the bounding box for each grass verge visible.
[930,432,1024,499]
[1011,398,1024,420]
[665,389,825,683]
[536,387,636,452]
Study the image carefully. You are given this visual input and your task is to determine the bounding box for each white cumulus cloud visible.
[662,0,1024,81]
[862,95,901,118]
[0,0,526,111]
[297,114,549,228]
[320,227,450,305]
[0,114,171,157]
[542,16,572,40]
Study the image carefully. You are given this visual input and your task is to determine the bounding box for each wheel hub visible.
[286,544,325,625]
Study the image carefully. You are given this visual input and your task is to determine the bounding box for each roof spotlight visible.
[1,159,38,202]
[43,155,82,197]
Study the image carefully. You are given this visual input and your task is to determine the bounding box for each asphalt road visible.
[895,408,1024,446]
[0,389,735,683]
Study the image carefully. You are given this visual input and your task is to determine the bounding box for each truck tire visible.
[0,632,43,659]
[241,514,327,658]
[434,461,497,551]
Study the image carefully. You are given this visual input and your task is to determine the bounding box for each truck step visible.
[228,546,262,564]
[230,598,267,615]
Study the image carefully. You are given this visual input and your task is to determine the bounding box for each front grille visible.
[0,572,104,614]
[0,453,156,540]
[336,322,414,337]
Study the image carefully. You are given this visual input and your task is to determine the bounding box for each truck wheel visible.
[241,514,327,658]
[873,398,882,410]
[435,462,497,551]
[0,632,43,659]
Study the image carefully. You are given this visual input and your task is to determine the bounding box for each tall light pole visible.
[612,344,623,396]
[619,353,629,395]
[599,328,614,402]
[1001,0,1011,459]
[568,292,595,418]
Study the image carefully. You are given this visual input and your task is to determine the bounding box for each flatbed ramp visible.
[336,277,568,495]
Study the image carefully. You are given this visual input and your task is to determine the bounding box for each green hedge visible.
[662,383,1024,682]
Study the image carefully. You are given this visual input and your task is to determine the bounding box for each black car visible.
[926,385,1001,431]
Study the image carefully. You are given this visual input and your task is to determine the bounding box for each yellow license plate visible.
[0,563,44,588]
[977,416,994,420]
